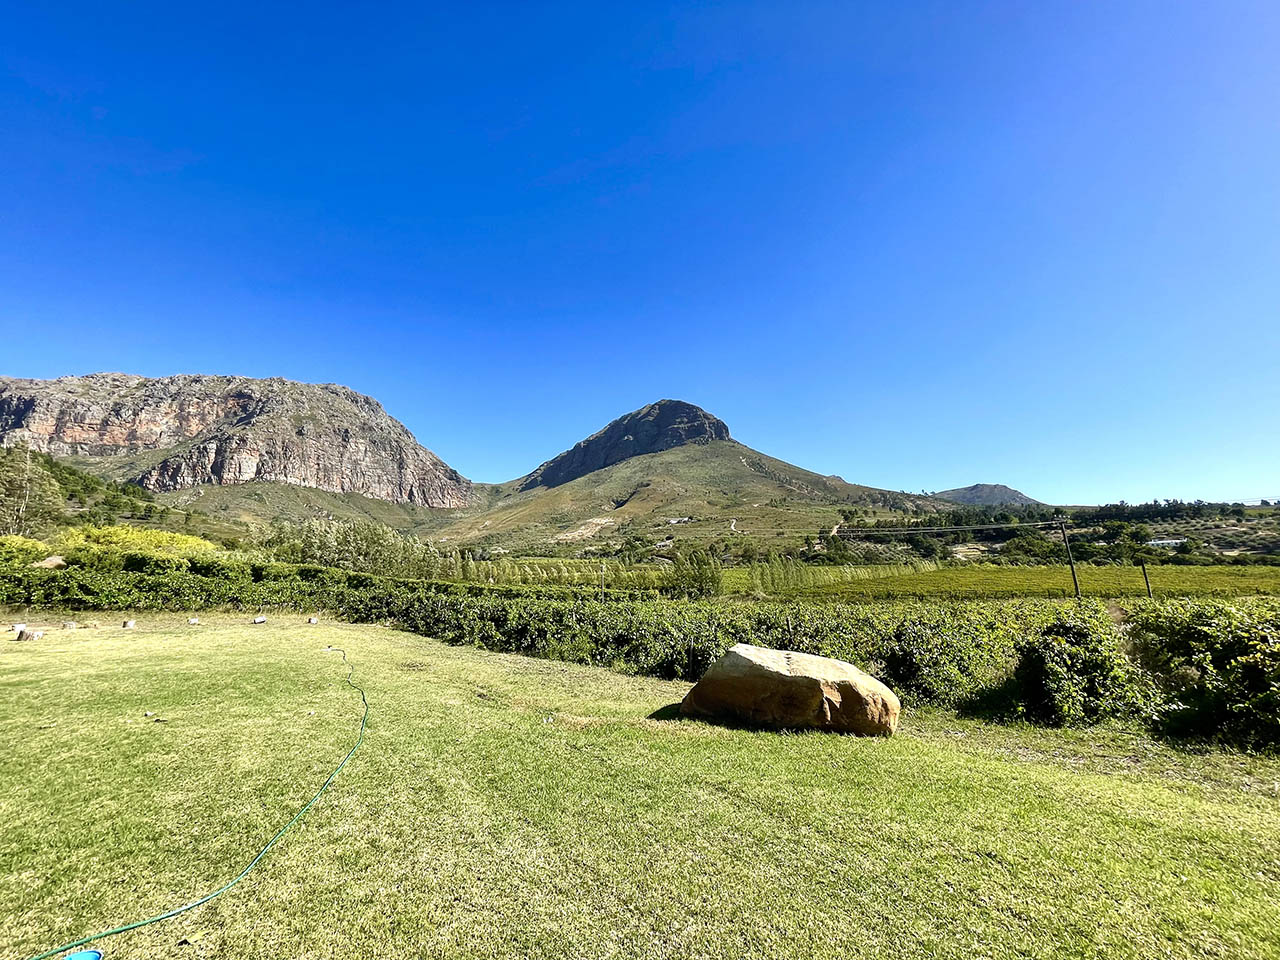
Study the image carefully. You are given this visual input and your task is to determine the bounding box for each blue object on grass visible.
[65,952,102,960]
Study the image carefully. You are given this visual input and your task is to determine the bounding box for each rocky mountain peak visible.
[0,373,473,507]
[518,399,731,490]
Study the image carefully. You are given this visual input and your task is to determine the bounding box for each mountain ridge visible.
[0,373,473,507]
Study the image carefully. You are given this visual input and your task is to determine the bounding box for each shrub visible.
[0,534,49,566]
[1012,606,1154,726]
[57,525,222,556]
[1127,598,1280,746]
[121,551,191,575]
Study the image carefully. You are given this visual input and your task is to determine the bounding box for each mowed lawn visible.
[3,617,1279,960]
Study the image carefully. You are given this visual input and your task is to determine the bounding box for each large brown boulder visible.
[680,643,900,735]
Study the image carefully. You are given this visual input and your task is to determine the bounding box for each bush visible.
[1127,598,1280,746]
[57,525,222,556]
[0,534,49,566]
[121,551,191,575]
[1012,607,1154,726]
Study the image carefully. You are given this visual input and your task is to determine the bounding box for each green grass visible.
[723,562,1280,599]
[3,615,1280,959]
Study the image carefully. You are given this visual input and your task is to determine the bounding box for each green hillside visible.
[152,479,457,538]
[432,439,944,554]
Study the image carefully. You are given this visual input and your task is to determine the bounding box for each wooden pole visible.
[1140,560,1153,599]
[1059,521,1081,599]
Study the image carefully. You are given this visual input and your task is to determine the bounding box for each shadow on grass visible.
[647,703,684,722]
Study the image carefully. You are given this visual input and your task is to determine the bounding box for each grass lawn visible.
[3,616,1279,959]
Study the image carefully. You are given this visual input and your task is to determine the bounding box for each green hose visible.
[24,645,370,960]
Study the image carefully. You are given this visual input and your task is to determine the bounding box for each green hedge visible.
[1,565,1142,720]
[1126,598,1280,747]
[5,564,1275,743]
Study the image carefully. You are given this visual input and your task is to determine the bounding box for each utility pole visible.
[1059,520,1081,599]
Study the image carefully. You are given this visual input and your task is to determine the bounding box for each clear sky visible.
[2,2,1277,504]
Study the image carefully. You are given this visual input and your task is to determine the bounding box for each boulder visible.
[680,643,900,736]
[14,629,43,642]
[31,555,66,569]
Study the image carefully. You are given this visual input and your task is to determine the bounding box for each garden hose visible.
[24,645,370,960]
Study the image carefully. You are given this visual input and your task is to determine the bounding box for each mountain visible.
[518,400,731,490]
[934,483,1042,507]
[430,401,946,552]
[0,373,472,507]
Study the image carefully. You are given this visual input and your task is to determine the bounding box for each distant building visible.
[1146,538,1187,548]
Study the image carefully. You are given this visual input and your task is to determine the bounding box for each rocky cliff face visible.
[518,399,731,490]
[0,373,473,507]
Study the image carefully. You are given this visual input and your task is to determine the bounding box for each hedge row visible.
[4,566,1276,745]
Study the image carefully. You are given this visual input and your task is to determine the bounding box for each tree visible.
[0,445,63,537]
[663,549,722,598]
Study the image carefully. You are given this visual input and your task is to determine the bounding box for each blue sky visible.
[2,2,1277,503]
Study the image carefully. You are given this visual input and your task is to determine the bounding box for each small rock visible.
[144,711,155,717]
[9,623,26,633]
[153,717,168,723]
[307,617,319,625]
[123,620,136,629]
[31,555,67,569]
[188,617,200,625]
[62,621,77,630]
[15,629,43,642]
[253,616,267,624]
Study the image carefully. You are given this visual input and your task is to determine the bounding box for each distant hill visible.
[934,483,1043,507]
[0,373,472,507]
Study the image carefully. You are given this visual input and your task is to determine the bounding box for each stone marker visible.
[188,617,200,625]
[680,643,900,736]
[31,555,67,569]
[253,616,267,624]
[15,629,43,642]
[10,623,26,633]
[62,621,77,630]
[123,620,136,629]
[308,617,319,625]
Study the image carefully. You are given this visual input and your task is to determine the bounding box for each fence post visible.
[1140,561,1153,599]
[1059,521,1081,599]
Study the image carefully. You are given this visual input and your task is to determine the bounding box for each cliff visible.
[0,373,473,507]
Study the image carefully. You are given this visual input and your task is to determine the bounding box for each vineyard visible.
[757,562,1280,599]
